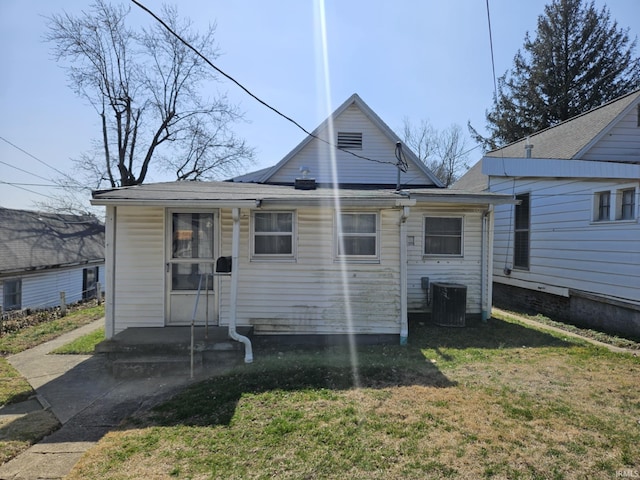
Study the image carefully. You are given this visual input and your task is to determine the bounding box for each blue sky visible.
[1,0,639,211]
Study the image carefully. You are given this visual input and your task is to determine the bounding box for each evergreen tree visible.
[479,0,640,149]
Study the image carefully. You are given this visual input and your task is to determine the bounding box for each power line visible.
[0,158,54,183]
[0,135,69,178]
[131,0,407,173]
[0,180,52,198]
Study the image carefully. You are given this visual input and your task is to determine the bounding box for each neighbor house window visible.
[424,217,463,256]
[595,191,611,221]
[337,132,362,150]
[618,188,635,220]
[171,212,214,291]
[3,279,22,311]
[336,212,378,258]
[514,193,530,269]
[252,211,295,257]
[82,266,99,300]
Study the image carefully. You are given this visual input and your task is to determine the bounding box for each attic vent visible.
[337,132,362,150]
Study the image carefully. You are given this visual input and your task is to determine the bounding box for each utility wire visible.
[485,0,498,98]
[0,180,51,198]
[131,0,407,172]
[0,136,69,178]
[0,158,54,183]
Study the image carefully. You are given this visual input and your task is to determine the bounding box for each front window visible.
[3,279,22,311]
[252,211,295,257]
[514,193,530,269]
[337,212,378,258]
[424,217,463,256]
[171,212,214,291]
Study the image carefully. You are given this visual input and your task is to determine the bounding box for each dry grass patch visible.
[69,317,640,479]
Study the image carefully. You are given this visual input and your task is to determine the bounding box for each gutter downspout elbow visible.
[229,207,253,363]
[399,206,410,345]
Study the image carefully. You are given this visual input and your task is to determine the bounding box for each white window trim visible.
[590,183,639,225]
[251,210,297,261]
[334,211,380,263]
[423,215,464,258]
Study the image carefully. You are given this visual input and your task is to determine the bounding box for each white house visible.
[0,208,105,314]
[455,89,640,337]
[92,94,513,353]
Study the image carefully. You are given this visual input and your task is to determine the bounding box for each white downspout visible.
[105,205,116,339]
[400,206,410,345]
[481,206,493,322]
[229,207,253,363]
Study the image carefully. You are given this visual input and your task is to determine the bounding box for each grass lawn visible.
[0,303,104,464]
[68,315,640,480]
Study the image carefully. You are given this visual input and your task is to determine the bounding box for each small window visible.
[337,212,378,258]
[424,217,463,256]
[595,191,611,221]
[83,267,99,300]
[337,132,362,150]
[252,211,295,257]
[514,193,530,269]
[619,188,636,220]
[3,279,22,311]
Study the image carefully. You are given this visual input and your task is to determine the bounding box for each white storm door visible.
[167,210,218,325]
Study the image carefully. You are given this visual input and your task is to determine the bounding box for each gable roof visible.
[485,89,640,160]
[450,160,487,192]
[231,93,444,187]
[0,208,105,275]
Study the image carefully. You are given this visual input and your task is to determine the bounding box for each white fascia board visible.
[90,199,260,208]
[483,157,640,179]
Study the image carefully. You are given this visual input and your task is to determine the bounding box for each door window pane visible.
[172,213,214,259]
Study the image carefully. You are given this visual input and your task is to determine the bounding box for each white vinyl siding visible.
[268,105,436,186]
[218,207,401,335]
[112,206,165,333]
[407,206,483,314]
[0,265,105,312]
[491,176,640,302]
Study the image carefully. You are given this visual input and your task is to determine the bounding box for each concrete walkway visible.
[0,319,201,480]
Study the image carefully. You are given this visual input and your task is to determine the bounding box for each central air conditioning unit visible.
[431,282,467,327]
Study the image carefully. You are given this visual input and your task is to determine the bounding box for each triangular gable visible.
[485,89,640,161]
[234,94,443,188]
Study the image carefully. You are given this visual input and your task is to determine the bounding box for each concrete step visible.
[110,354,203,379]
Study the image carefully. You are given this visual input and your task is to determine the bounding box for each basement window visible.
[337,132,362,150]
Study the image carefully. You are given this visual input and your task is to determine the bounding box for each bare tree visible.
[402,119,470,187]
[45,1,254,191]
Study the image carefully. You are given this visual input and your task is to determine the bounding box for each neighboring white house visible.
[455,89,640,337]
[92,94,513,347]
[0,208,105,313]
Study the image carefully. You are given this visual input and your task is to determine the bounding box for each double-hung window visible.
[252,211,295,258]
[336,212,378,259]
[595,191,611,221]
[619,188,636,220]
[424,217,463,256]
[514,193,530,269]
[3,279,22,311]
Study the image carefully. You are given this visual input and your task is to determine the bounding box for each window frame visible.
[617,187,636,221]
[168,210,216,292]
[82,266,99,300]
[335,211,380,262]
[251,210,297,261]
[423,216,464,257]
[3,279,22,311]
[513,193,530,270]
[591,184,638,224]
[594,190,611,222]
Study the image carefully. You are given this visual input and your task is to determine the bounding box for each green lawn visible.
[0,303,104,464]
[68,316,640,479]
